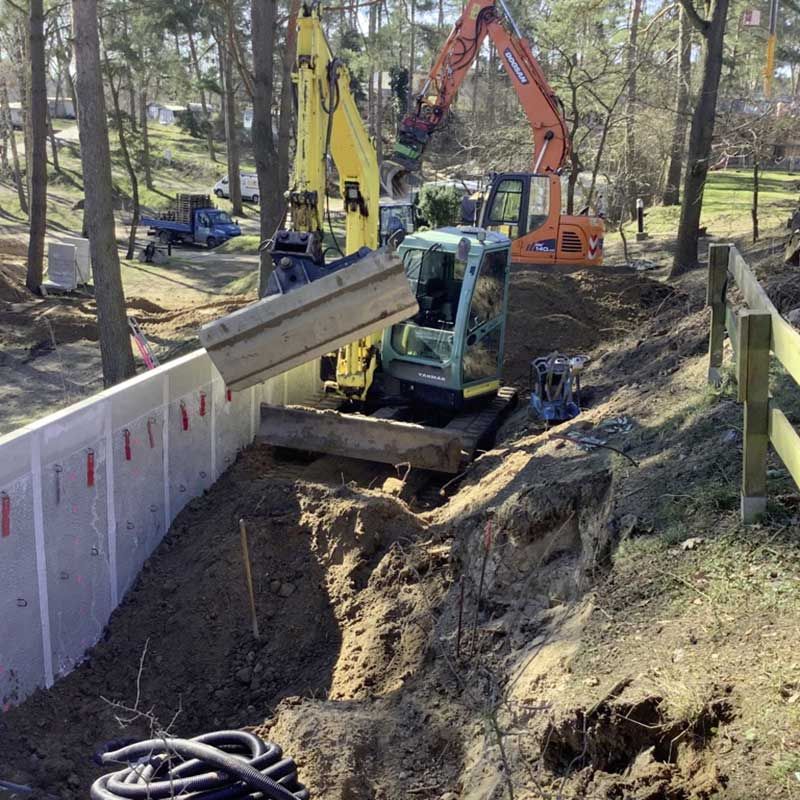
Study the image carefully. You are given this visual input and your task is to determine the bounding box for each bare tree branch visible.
[677,0,710,36]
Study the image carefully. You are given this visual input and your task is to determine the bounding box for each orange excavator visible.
[382,0,604,266]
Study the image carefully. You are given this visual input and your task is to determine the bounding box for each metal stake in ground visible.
[238,518,260,640]
[456,576,465,660]
[470,517,494,656]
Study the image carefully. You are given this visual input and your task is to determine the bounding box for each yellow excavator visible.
[201,2,518,472]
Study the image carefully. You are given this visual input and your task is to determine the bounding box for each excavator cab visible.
[380,227,511,410]
[481,172,604,266]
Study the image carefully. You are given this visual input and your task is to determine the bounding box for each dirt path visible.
[0,231,258,434]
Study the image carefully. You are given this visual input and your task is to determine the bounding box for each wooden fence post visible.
[739,309,772,523]
[706,243,730,386]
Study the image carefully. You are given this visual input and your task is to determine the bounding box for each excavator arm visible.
[293,7,378,251]
[383,0,569,194]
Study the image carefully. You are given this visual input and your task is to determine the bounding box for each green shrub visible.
[176,109,210,140]
[417,184,461,228]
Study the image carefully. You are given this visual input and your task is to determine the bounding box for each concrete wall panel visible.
[169,386,213,517]
[213,378,251,478]
[39,401,106,466]
[109,370,165,430]
[42,443,111,679]
[0,473,44,710]
[168,352,212,402]
[0,346,308,707]
[0,432,31,487]
[113,408,167,600]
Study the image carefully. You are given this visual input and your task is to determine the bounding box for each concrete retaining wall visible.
[0,349,318,711]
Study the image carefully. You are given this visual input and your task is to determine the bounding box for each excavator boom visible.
[383,0,604,268]
[383,0,567,194]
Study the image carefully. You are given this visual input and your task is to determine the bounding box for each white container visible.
[46,242,77,290]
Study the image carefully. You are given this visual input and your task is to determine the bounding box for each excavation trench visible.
[0,262,727,799]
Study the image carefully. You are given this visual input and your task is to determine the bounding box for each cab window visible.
[467,250,506,331]
[527,176,550,232]
[391,246,467,363]
[487,179,523,238]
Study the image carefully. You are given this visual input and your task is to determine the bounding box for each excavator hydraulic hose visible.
[89,730,309,800]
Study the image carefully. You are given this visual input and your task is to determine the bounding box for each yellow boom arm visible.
[291,4,381,397]
[293,6,378,251]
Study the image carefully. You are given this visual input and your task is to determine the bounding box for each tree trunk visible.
[107,76,140,260]
[624,0,642,217]
[670,0,730,277]
[376,1,383,164]
[565,61,580,215]
[26,0,47,293]
[662,7,692,206]
[2,80,28,214]
[220,40,243,215]
[471,50,480,116]
[252,0,281,286]
[487,42,496,128]
[54,22,79,122]
[18,20,31,205]
[127,78,137,129]
[47,105,60,173]
[187,30,217,163]
[752,160,759,242]
[408,0,415,110]
[586,109,616,209]
[139,88,153,190]
[277,0,300,197]
[368,1,375,138]
[0,122,8,174]
[73,0,136,385]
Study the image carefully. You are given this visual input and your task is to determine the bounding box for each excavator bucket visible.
[258,404,465,473]
[380,159,412,199]
[199,250,418,392]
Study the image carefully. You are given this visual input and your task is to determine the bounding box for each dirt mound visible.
[133,297,250,345]
[0,236,29,259]
[0,260,29,303]
[251,450,620,800]
[543,689,732,799]
[0,456,427,796]
[32,304,100,343]
[127,295,167,314]
[503,264,673,387]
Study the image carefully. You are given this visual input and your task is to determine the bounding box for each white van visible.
[213,173,260,203]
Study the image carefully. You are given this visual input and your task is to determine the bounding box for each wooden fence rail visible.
[707,242,800,522]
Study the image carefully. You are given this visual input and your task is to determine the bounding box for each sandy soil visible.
[0,235,257,435]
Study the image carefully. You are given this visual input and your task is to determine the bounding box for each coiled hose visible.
[90,730,309,800]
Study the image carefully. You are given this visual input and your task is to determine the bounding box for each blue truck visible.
[142,194,241,249]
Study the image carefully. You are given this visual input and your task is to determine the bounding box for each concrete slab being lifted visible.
[259,404,464,473]
[199,251,418,391]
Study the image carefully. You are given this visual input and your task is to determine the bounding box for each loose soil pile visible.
[0,249,250,432]
[503,263,673,388]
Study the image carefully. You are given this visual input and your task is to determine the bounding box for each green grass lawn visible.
[632,168,798,240]
[0,123,248,235]
[217,234,261,254]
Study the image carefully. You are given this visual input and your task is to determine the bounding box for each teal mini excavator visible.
[202,225,518,474]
